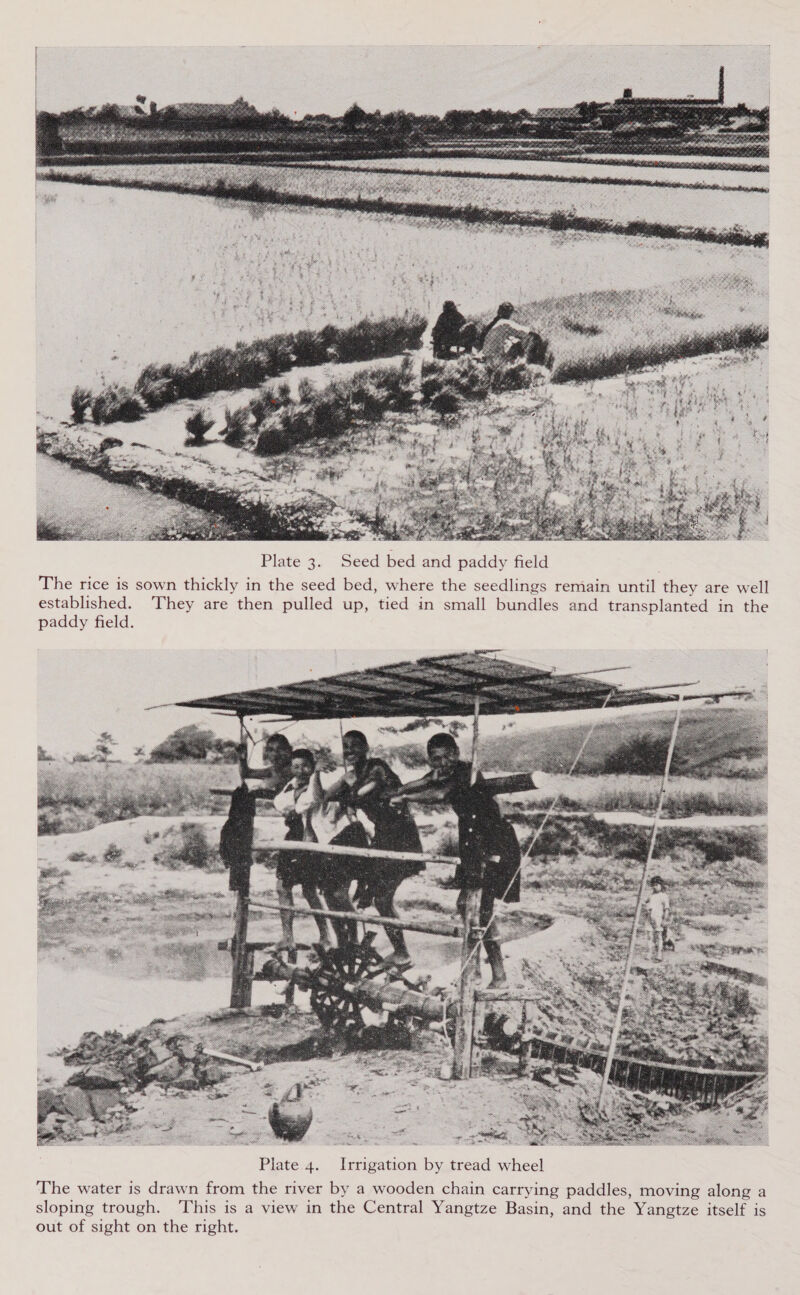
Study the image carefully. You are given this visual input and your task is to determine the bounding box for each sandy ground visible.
[38,814,767,1147]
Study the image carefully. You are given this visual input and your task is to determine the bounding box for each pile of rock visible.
[38,1024,232,1141]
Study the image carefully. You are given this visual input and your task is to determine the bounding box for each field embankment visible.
[36,416,378,541]
[40,167,768,247]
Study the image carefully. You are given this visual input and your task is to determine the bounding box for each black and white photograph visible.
[38,648,767,1147]
[36,46,768,542]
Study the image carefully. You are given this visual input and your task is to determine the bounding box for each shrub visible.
[154,823,219,871]
[223,405,250,445]
[184,407,214,444]
[70,386,92,423]
[250,359,415,456]
[103,842,123,863]
[136,375,177,410]
[90,386,146,425]
[421,355,491,407]
[429,386,461,415]
[604,734,676,776]
[249,381,292,429]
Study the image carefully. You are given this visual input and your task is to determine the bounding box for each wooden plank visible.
[253,838,459,866]
[248,898,462,939]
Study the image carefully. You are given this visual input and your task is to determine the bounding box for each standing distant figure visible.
[431,300,477,359]
[645,875,671,963]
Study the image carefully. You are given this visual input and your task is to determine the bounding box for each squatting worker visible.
[480,301,533,367]
[268,742,333,952]
[274,749,367,946]
[324,730,425,971]
[431,300,478,359]
[390,733,524,994]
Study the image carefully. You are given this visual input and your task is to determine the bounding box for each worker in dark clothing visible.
[390,732,522,992]
[325,730,425,970]
[431,300,477,359]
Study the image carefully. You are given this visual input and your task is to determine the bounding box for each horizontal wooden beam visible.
[248,899,462,939]
[253,838,460,866]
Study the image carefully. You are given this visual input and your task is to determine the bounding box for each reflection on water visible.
[37,454,242,541]
[38,913,552,1080]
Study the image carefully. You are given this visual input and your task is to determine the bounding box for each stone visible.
[148,1043,174,1066]
[172,1069,201,1091]
[79,1062,126,1088]
[59,1087,94,1121]
[145,1057,183,1084]
[37,1088,63,1121]
[88,1088,123,1120]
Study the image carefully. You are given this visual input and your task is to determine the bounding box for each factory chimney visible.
[718,65,725,104]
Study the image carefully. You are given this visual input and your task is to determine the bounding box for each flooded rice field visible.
[311,155,768,189]
[37,180,766,417]
[69,160,769,234]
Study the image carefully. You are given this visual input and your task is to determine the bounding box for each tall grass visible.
[38,760,766,839]
[501,273,768,385]
[511,774,767,818]
[244,347,766,541]
[38,761,230,834]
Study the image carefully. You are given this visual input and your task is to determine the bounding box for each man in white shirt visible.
[481,301,534,367]
[645,875,671,963]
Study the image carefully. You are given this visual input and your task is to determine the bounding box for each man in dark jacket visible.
[390,732,522,992]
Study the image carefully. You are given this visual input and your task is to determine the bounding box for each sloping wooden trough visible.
[481,1014,763,1105]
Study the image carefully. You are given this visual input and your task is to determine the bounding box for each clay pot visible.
[269,1083,313,1142]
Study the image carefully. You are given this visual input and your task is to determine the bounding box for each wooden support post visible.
[453,690,483,1081]
[230,714,254,1010]
[598,696,684,1114]
[230,890,252,1008]
[237,714,249,783]
[519,1002,532,1077]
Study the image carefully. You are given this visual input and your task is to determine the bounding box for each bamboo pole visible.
[598,695,684,1114]
[454,691,483,1080]
[253,838,460,867]
[248,899,462,939]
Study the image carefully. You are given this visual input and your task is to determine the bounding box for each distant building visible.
[598,66,730,130]
[534,104,594,136]
[157,97,260,126]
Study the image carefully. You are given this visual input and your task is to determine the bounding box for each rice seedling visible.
[74,314,426,423]
[70,386,92,422]
[184,407,214,444]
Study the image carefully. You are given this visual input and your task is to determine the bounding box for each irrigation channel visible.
[37,455,245,540]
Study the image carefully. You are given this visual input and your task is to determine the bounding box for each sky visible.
[36,46,770,117]
[38,649,766,762]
